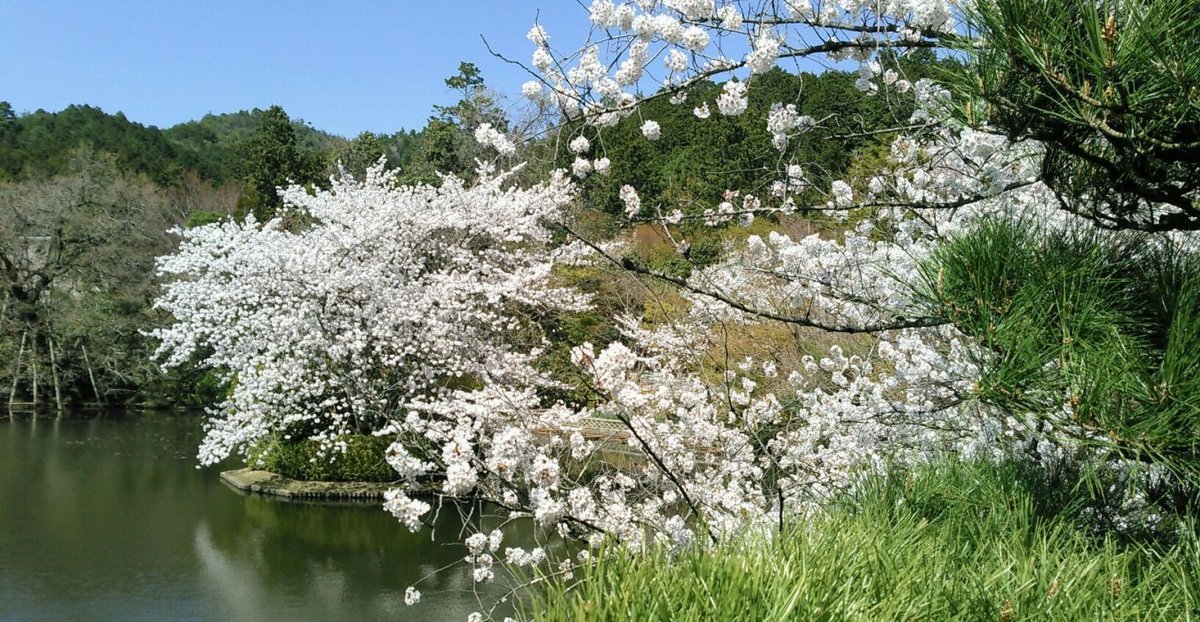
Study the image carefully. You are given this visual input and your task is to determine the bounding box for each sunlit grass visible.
[527,460,1200,621]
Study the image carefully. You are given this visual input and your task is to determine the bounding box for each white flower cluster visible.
[718,5,743,29]
[664,0,714,21]
[766,103,816,151]
[619,184,642,218]
[745,31,782,74]
[474,123,516,156]
[385,490,431,532]
[569,135,591,154]
[665,49,689,73]
[715,81,748,117]
[855,61,882,95]
[373,0,1174,598]
[566,135,613,178]
[153,163,587,467]
[640,119,662,140]
[521,80,543,100]
[527,0,954,152]
[157,2,1180,604]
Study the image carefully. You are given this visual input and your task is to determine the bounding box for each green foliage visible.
[572,60,951,219]
[237,105,325,222]
[326,130,421,180]
[434,62,506,131]
[529,460,1200,621]
[186,209,225,228]
[136,364,230,409]
[0,104,191,185]
[536,309,621,406]
[0,151,200,407]
[532,263,629,406]
[251,434,396,483]
[400,62,511,183]
[0,97,486,409]
[686,234,723,268]
[951,0,1200,231]
[167,108,345,152]
[921,219,1200,481]
[165,108,347,182]
[0,103,347,186]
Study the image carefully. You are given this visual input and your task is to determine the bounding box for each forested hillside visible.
[0,56,945,408]
[7,1,1200,619]
[574,51,953,219]
[0,103,344,184]
[0,64,516,408]
[0,102,384,408]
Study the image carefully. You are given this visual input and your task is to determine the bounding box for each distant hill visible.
[165,109,348,180]
[0,104,194,184]
[168,109,346,151]
[0,103,348,184]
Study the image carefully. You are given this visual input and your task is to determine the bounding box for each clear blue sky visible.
[0,1,589,137]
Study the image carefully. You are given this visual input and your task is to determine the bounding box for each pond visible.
[0,412,526,621]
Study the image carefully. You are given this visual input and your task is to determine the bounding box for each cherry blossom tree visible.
[422,0,1194,587]
[155,3,1199,617]
[153,162,587,465]
[358,3,1039,610]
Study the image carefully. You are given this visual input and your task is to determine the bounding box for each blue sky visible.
[0,1,590,136]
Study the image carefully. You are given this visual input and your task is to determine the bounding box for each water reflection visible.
[0,412,524,622]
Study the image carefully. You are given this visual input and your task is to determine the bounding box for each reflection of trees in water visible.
[1,413,551,620]
[194,521,410,620]
[0,416,209,561]
[0,414,226,616]
[197,498,543,620]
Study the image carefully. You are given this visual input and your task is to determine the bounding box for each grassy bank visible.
[529,460,1200,621]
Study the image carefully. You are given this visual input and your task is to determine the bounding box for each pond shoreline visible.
[219,468,398,501]
[3,414,500,620]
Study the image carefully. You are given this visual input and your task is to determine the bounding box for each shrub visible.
[251,434,395,482]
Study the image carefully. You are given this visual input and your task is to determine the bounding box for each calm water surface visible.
[0,412,521,622]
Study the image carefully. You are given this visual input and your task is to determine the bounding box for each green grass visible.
[527,460,1200,621]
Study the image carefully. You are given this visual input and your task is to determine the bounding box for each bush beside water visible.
[251,435,395,483]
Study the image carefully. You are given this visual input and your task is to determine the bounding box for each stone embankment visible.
[220,468,395,501]
[220,418,641,502]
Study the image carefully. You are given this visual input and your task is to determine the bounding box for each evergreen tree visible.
[404,62,510,182]
[953,0,1200,231]
[237,105,321,222]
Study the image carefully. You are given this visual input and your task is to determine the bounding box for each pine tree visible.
[238,105,319,222]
